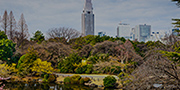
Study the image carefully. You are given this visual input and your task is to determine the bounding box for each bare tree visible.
[124,48,180,89]
[16,13,29,49]
[8,11,16,41]
[47,27,80,42]
[1,10,9,35]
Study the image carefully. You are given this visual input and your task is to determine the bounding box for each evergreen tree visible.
[30,30,45,44]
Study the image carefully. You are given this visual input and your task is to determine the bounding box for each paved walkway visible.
[54,73,119,80]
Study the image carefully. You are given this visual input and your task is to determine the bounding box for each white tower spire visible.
[83,0,93,12]
[81,0,94,36]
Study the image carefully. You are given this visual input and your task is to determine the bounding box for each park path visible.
[54,73,119,80]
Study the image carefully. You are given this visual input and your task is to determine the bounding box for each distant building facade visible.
[98,31,106,37]
[81,0,94,36]
[134,24,151,42]
[130,28,135,41]
[145,31,166,42]
[117,23,131,39]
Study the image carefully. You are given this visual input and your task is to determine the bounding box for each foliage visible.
[93,60,122,74]
[70,75,82,84]
[69,35,126,50]
[31,58,54,76]
[75,65,87,74]
[0,30,7,40]
[30,30,45,44]
[173,18,180,28]
[83,77,91,83]
[43,74,49,82]
[103,76,117,88]
[160,50,180,64]
[0,63,17,78]
[0,38,16,63]
[64,77,71,84]
[118,72,132,87]
[79,78,84,85]
[47,74,56,83]
[58,53,82,73]
[79,44,93,58]
[17,47,38,76]
[87,53,109,64]
[42,74,56,83]
[85,64,93,74]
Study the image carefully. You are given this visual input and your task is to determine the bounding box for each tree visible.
[1,10,9,35]
[47,27,80,42]
[0,39,16,62]
[30,58,53,76]
[172,18,180,28]
[103,76,117,88]
[58,53,82,73]
[0,30,15,63]
[8,11,16,41]
[30,30,45,44]
[16,13,29,49]
[0,30,7,40]
[17,47,38,76]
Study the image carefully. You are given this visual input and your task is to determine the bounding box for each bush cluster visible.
[43,74,56,83]
[64,75,91,85]
[103,76,117,88]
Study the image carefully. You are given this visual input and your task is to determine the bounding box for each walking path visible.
[54,73,119,80]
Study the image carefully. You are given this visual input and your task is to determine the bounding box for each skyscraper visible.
[134,24,151,42]
[82,0,94,36]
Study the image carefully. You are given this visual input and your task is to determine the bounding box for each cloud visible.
[0,0,179,37]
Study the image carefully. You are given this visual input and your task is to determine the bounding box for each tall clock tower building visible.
[81,0,94,36]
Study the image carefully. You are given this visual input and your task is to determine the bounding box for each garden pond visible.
[2,82,116,90]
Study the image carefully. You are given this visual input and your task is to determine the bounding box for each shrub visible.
[70,75,81,84]
[64,77,71,84]
[79,78,84,85]
[47,74,56,83]
[103,76,117,88]
[58,53,82,73]
[42,74,49,82]
[83,77,91,83]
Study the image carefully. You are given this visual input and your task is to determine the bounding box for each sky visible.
[0,0,179,38]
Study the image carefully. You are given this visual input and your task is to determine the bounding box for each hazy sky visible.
[0,0,179,37]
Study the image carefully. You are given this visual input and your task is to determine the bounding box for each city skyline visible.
[0,0,179,37]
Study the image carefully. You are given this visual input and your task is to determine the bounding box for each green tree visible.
[172,18,180,28]
[103,76,117,88]
[0,30,8,40]
[30,30,45,44]
[58,53,82,73]
[0,39,16,62]
[17,47,38,76]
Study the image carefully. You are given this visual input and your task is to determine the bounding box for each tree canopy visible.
[30,30,45,43]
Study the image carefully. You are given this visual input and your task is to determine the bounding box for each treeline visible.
[0,7,180,89]
[0,10,29,50]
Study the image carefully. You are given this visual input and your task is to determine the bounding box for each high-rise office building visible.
[117,23,131,39]
[81,0,94,36]
[134,24,151,42]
